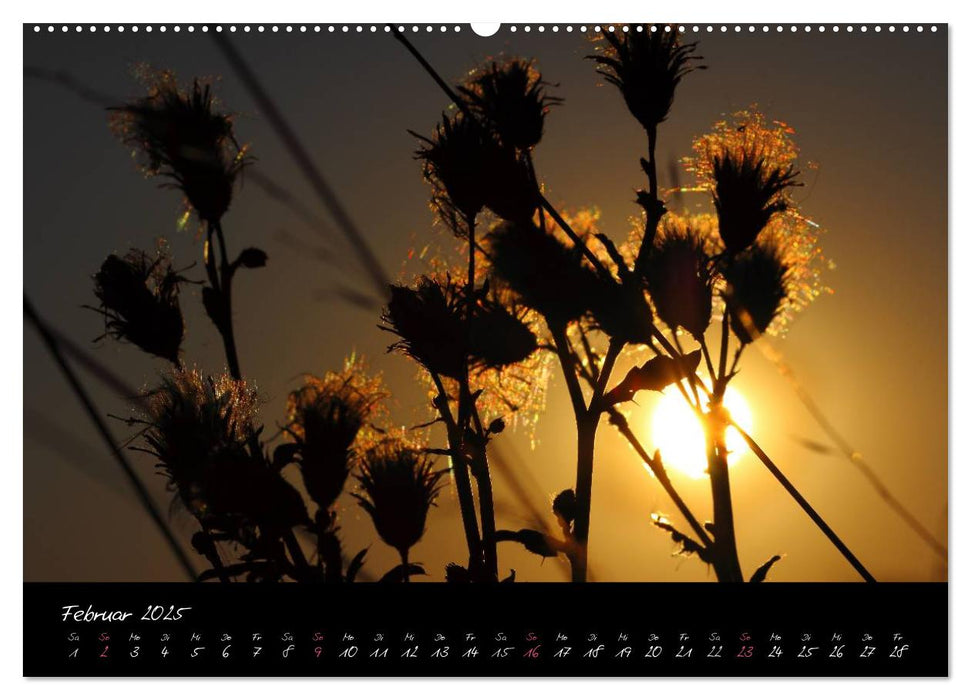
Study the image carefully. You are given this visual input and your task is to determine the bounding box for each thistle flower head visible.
[485,220,601,327]
[353,440,445,558]
[586,277,656,346]
[590,27,704,132]
[722,242,791,344]
[286,357,387,511]
[381,274,539,378]
[109,69,250,224]
[458,58,562,151]
[642,219,713,339]
[710,147,799,254]
[470,292,540,370]
[411,113,536,228]
[91,248,184,364]
[139,369,306,530]
[381,275,469,379]
[685,110,802,255]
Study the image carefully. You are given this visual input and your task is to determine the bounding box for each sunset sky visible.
[23,25,947,582]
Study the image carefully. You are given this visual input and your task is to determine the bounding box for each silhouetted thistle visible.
[711,146,799,254]
[642,220,713,340]
[353,440,445,570]
[139,369,306,530]
[382,275,539,379]
[485,221,600,327]
[444,562,473,583]
[411,114,536,227]
[109,70,250,224]
[285,361,387,511]
[458,59,562,151]
[89,248,185,364]
[587,277,656,346]
[590,28,704,132]
[381,275,468,379]
[470,293,539,370]
[722,242,791,344]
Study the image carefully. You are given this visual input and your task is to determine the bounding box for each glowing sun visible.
[649,386,754,479]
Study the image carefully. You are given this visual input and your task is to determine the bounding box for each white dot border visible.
[28,23,943,35]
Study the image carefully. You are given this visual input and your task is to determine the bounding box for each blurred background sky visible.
[23,25,946,582]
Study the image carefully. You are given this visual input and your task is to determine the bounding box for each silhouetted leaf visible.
[749,555,782,583]
[605,350,701,405]
[379,563,426,582]
[345,547,369,583]
[201,285,223,330]
[652,516,711,563]
[501,569,516,583]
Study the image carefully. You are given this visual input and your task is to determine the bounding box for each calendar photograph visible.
[21,20,948,677]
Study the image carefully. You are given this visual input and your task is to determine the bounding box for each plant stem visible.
[700,337,718,383]
[551,330,623,583]
[430,373,482,570]
[718,310,730,382]
[550,325,588,419]
[606,409,713,549]
[733,421,877,582]
[706,403,744,582]
[401,549,411,583]
[572,413,598,582]
[213,221,242,380]
[468,404,499,581]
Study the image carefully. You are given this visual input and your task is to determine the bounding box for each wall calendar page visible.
[21,16,949,680]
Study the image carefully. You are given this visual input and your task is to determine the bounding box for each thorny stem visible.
[461,215,498,580]
[728,346,744,379]
[577,326,601,385]
[468,401,499,580]
[213,221,242,381]
[550,325,588,420]
[594,338,623,401]
[569,346,712,552]
[526,153,547,233]
[706,404,744,582]
[549,327,623,582]
[430,372,482,569]
[606,409,713,549]
[700,336,718,384]
[718,309,730,383]
[733,421,877,582]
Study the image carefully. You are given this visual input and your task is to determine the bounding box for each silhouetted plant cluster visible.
[392,27,822,584]
[90,28,829,583]
[94,73,445,582]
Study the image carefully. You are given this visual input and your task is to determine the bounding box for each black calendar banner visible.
[23,582,947,676]
[24,21,949,681]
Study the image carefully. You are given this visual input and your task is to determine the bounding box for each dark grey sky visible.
[24,26,947,582]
